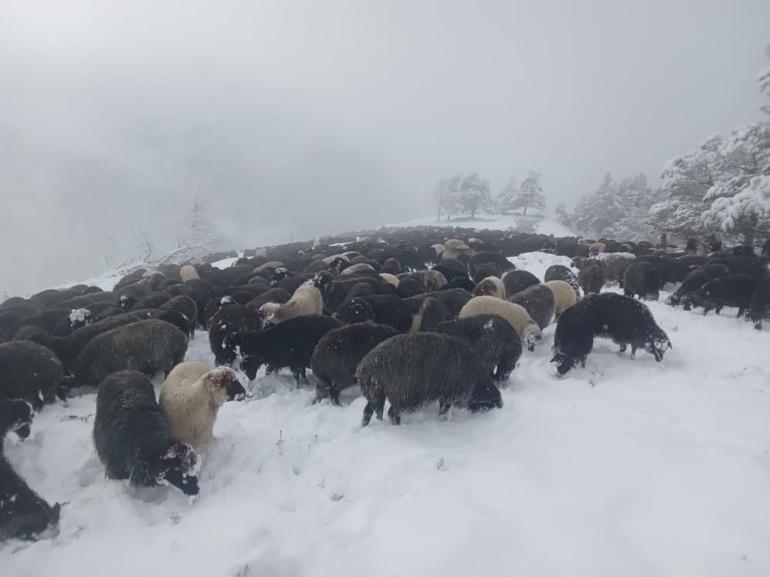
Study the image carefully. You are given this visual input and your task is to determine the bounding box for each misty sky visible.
[1,0,768,295]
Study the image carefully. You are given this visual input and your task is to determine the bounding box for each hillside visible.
[3,252,769,577]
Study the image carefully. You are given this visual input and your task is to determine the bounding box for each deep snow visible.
[3,252,770,577]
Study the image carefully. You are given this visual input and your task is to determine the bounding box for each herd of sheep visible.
[1,225,769,543]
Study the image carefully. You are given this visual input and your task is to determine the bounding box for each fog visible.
[1,0,768,295]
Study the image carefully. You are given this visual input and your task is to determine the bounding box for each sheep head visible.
[154,441,200,496]
[205,367,247,403]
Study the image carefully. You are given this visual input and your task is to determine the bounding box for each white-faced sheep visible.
[473,276,506,299]
[94,370,200,496]
[357,333,502,426]
[459,296,542,351]
[259,284,323,324]
[159,362,246,449]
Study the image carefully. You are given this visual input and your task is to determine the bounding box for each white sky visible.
[0,0,768,294]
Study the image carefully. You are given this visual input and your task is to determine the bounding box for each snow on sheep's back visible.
[3,256,770,577]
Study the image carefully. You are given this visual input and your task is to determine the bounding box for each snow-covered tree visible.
[495,176,518,214]
[434,173,491,219]
[174,195,228,259]
[572,173,659,241]
[458,172,492,218]
[555,202,571,226]
[700,123,770,243]
[511,171,546,215]
[647,136,722,241]
[434,175,463,221]
[649,50,770,245]
[760,44,770,116]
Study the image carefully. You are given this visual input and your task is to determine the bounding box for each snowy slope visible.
[390,214,575,237]
[3,253,770,577]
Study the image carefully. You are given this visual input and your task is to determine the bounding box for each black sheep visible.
[472,263,502,285]
[687,275,759,316]
[0,341,64,410]
[334,295,416,332]
[551,293,671,375]
[623,261,660,300]
[33,311,150,374]
[310,322,400,404]
[133,293,172,311]
[321,275,396,312]
[233,315,342,383]
[0,399,61,541]
[434,314,522,382]
[159,295,198,337]
[406,288,472,318]
[93,371,199,496]
[208,303,263,366]
[544,264,580,297]
[444,277,475,292]
[72,320,188,388]
[357,333,502,426]
[431,263,468,283]
[509,283,555,329]
[749,277,770,329]
[502,270,540,296]
[381,257,402,275]
[468,252,513,278]
[578,260,605,294]
[667,264,730,307]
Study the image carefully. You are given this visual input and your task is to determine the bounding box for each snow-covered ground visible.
[390,213,575,237]
[4,252,770,577]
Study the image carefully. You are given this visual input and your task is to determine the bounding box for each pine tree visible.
[511,171,546,216]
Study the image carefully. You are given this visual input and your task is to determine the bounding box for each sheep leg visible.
[387,404,401,425]
[362,402,375,427]
[291,368,302,388]
[618,343,627,354]
[715,305,722,315]
[301,368,309,384]
[374,392,385,420]
[330,389,341,406]
[438,400,452,419]
[737,308,744,318]
[312,383,328,404]
[630,345,637,359]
